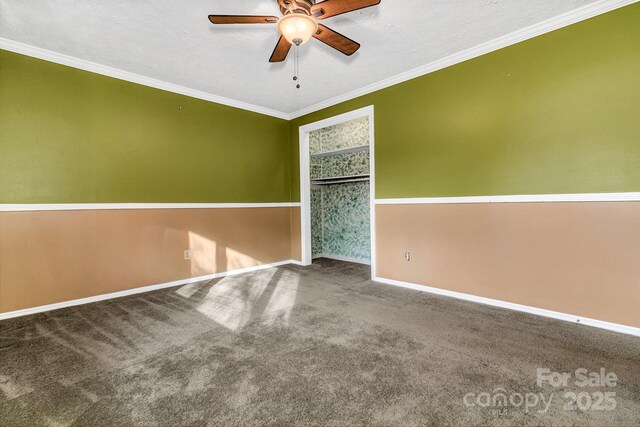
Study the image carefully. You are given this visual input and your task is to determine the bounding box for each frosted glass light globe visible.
[277,14,318,46]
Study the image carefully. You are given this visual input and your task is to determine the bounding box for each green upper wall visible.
[290,3,640,200]
[0,50,291,203]
[1,4,639,204]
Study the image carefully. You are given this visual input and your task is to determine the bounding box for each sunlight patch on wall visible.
[188,231,218,276]
[225,246,262,272]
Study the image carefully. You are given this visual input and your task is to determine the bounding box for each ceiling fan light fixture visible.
[277,13,318,46]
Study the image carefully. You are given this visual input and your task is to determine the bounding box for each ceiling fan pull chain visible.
[293,45,301,89]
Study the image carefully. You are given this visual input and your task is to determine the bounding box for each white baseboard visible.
[373,276,640,337]
[313,253,371,265]
[4,262,637,337]
[0,260,297,321]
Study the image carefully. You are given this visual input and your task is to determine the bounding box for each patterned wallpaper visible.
[311,183,371,262]
[309,116,371,262]
[311,187,323,258]
[309,116,369,154]
[320,182,370,261]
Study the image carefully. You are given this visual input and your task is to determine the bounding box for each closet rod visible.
[311,174,369,182]
[311,177,370,185]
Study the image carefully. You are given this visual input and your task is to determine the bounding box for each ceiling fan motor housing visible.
[279,0,314,16]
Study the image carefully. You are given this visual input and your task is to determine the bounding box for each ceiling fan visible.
[208,0,381,63]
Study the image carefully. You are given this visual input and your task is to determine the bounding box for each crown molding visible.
[0,38,290,120]
[287,0,637,119]
[1,0,636,121]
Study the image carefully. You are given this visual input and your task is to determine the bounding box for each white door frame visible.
[298,105,376,278]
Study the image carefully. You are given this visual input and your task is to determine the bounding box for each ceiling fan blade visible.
[208,15,279,24]
[311,0,380,20]
[269,36,292,63]
[313,24,360,56]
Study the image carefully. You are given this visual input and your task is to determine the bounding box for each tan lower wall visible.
[0,207,294,313]
[290,207,302,261]
[376,202,640,328]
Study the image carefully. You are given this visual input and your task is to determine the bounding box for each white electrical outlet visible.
[404,251,411,262]
[184,250,191,260]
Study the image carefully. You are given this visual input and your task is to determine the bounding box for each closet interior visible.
[309,116,371,264]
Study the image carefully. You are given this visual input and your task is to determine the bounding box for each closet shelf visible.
[311,174,370,185]
[310,145,369,158]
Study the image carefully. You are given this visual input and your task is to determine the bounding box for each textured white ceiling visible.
[1,0,601,115]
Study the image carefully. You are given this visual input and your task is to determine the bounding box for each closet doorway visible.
[298,106,375,277]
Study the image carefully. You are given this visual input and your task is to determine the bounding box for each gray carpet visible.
[1,259,638,426]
